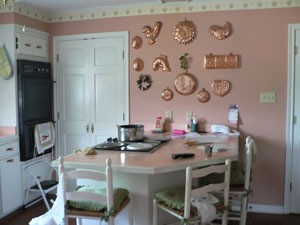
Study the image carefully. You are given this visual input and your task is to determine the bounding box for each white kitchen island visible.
[53,133,239,225]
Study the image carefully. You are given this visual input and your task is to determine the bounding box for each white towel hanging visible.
[34,122,55,154]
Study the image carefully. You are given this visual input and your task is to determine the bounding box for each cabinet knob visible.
[91,124,94,133]
[86,124,89,133]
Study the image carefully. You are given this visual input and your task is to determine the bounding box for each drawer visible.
[0,141,19,159]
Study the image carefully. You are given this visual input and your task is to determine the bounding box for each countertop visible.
[0,134,18,144]
[53,132,239,174]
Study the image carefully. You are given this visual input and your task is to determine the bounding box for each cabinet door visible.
[17,33,48,58]
[0,155,22,214]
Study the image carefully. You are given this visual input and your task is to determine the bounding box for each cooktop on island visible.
[93,137,170,153]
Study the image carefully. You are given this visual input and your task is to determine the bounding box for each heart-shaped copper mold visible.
[211,80,231,97]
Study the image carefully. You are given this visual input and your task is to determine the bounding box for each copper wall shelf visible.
[204,53,239,69]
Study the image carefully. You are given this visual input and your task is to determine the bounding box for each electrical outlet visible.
[186,111,193,122]
[260,92,276,103]
[166,110,173,121]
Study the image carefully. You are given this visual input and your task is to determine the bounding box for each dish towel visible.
[191,193,218,224]
[34,122,55,154]
[29,174,64,225]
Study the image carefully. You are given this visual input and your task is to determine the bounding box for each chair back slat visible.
[191,164,229,178]
[66,191,107,202]
[66,169,107,181]
[191,183,227,198]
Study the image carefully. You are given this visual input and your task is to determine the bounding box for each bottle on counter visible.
[155,116,163,132]
[190,116,198,132]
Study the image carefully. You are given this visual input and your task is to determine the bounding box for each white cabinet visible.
[0,138,22,217]
[16,31,48,59]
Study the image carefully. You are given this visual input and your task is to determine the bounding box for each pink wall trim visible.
[4,7,300,206]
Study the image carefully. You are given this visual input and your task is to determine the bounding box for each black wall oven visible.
[17,59,53,161]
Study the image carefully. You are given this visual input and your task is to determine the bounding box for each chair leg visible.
[128,197,133,225]
[222,208,228,225]
[240,195,248,225]
[23,188,30,206]
[41,191,51,210]
[153,198,158,225]
[108,216,114,225]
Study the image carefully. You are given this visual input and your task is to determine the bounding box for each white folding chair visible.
[228,136,256,225]
[153,159,231,225]
[58,156,132,225]
[24,161,58,210]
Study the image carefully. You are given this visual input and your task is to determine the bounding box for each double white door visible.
[55,32,128,156]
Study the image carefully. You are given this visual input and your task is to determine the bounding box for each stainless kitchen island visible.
[52,133,239,225]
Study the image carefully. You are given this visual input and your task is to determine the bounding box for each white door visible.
[55,32,128,156]
[290,29,300,213]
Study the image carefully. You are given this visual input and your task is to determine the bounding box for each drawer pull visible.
[25,43,32,47]
[6,159,14,163]
[36,45,42,49]
[6,147,14,151]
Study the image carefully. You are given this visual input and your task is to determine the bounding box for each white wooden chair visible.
[153,159,231,225]
[58,156,132,225]
[228,136,256,225]
[24,161,58,210]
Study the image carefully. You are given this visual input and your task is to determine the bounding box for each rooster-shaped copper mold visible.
[142,21,162,45]
[209,21,233,40]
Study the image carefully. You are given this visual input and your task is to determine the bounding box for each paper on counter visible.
[212,144,229,152]
[185,134,220,145]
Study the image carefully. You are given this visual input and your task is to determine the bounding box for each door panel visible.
[56,33,128,156]
[291,29,300,213]
[91,37,125,138]
[57,40,90,156]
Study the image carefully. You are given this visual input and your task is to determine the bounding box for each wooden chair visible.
[228,136,255,225]
[58,156,132,225]
[153,159,231,225]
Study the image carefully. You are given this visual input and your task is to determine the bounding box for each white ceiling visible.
[14,0,190,13]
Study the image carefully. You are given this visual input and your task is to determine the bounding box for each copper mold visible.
[204,53,239,69]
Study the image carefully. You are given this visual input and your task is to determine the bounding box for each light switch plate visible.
[260,92,276,103]
[166,110,173,121]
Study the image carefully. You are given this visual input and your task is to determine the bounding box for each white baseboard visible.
[248,204,285,214]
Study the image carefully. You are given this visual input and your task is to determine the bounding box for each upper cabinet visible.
[16,27,49,62]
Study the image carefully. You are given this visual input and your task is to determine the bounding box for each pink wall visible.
[6,7,300,206]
